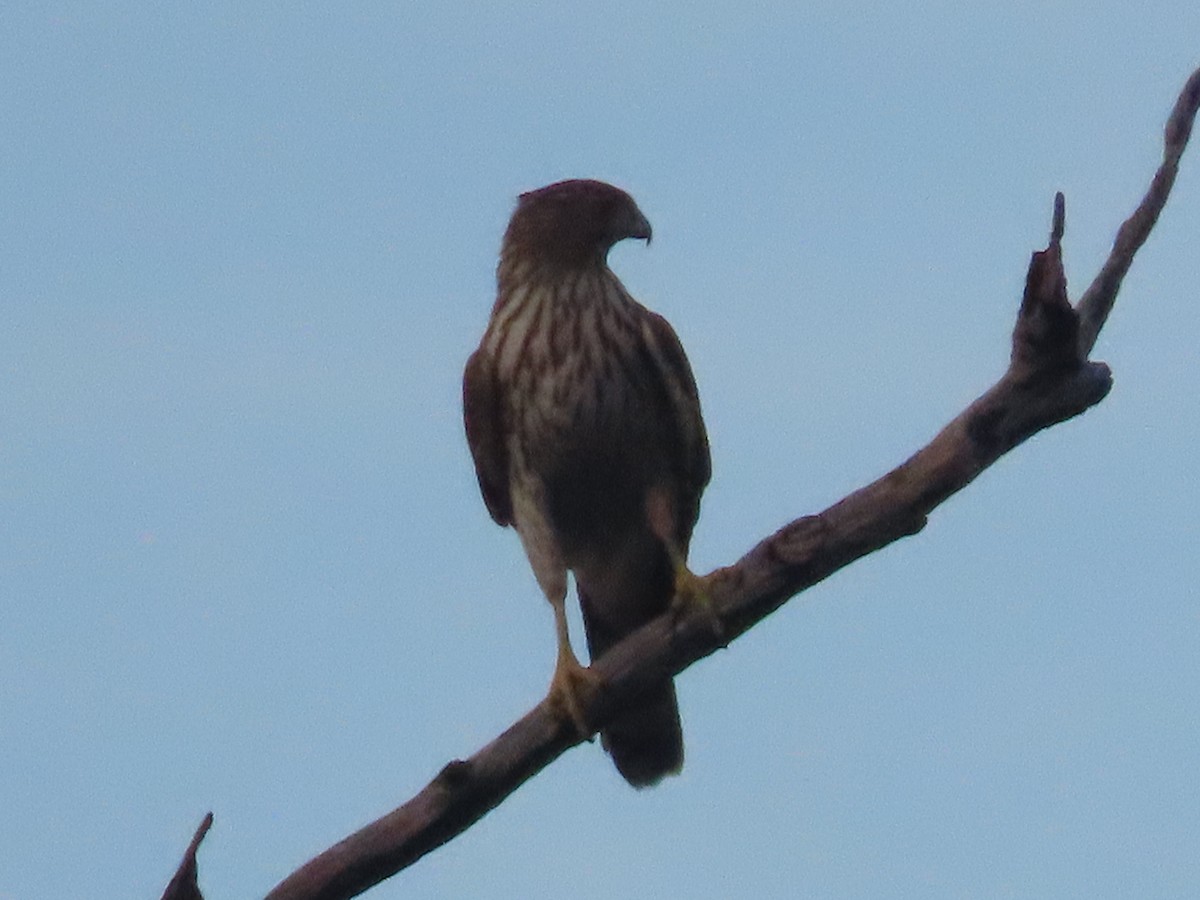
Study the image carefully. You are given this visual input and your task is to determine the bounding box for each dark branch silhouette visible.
[160,813,213,900]
[1076,66,1200,354]
[160,67,1200,900]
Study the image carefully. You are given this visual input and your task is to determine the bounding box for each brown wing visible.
[462,347,513,526]
[641,311,711,533]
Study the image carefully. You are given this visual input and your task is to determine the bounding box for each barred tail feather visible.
[602,680,683,788]
[578,577,683,788]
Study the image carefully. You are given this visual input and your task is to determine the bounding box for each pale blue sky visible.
[2,3,1198,898]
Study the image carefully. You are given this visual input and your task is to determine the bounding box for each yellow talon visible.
[668,557,724,641]
[547,594,598,739]
[548,644,599,739]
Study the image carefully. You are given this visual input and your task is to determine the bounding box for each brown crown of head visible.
[502,179,652,269]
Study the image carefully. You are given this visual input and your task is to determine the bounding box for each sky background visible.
[2,3,1198,898]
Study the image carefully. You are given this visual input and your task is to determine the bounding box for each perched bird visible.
[463,179,711,787]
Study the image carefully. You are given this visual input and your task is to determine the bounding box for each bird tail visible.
[578,578,683,788]
[600,679,683,788]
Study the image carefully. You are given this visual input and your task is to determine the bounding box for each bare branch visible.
[1076,66,1200,354]
[160,813,213,900]
[168,67,1200,900]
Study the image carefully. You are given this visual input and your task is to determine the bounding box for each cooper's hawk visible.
[463,179,710,787]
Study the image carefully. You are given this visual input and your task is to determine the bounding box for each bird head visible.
[502,179,652,270]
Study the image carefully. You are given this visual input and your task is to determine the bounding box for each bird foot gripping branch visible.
[547,637,600,740]
[669,560,725,643]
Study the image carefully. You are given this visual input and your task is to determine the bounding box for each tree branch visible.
[1076,66,1200,354]
[160,813,213,900]
[163,67,1200,900]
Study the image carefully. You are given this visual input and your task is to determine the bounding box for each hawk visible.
[463,179,710,787]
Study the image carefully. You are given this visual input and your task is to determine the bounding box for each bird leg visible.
[645,487,724,639]
[547,594,598,739]
[664,540,725,641]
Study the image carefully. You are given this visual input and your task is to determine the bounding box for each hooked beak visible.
[630,209,652,245]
